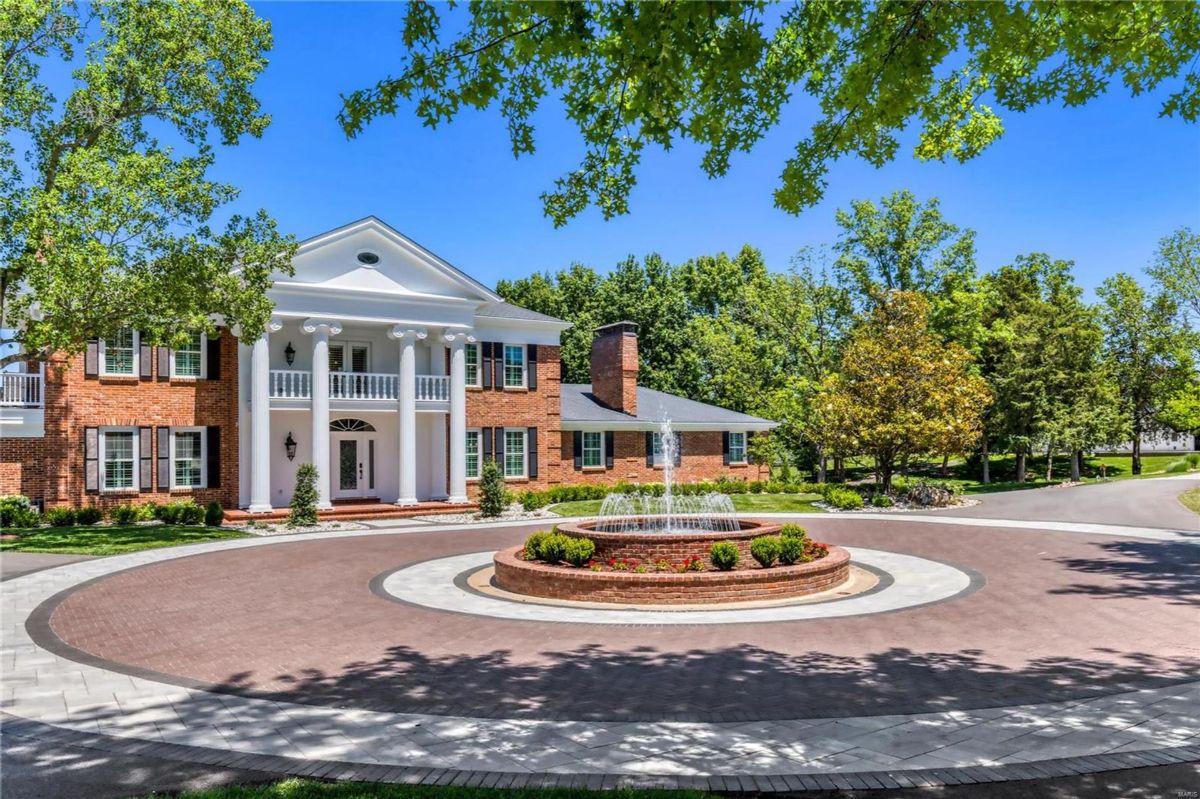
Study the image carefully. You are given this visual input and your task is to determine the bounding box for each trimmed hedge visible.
[519,477,829,511]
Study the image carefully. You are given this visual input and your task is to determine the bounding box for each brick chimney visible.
[590,321,639,415]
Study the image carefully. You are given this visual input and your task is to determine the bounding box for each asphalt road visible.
[942,474,1200,531]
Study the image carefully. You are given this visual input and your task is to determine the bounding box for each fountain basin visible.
[493,542,851,605]
[556,518,783,563]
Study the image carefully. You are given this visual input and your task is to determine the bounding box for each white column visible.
[390,325,426,505]
[303,319,342,510]
[428,339,448,500]
[444,328,475,504]
[236,335,252,509]
[248,318,282,513]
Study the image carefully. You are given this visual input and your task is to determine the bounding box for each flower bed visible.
[493,543,851,605]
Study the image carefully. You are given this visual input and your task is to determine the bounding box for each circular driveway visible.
[5,509,1199,788]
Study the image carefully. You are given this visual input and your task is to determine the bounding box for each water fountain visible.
[492,419,850,605]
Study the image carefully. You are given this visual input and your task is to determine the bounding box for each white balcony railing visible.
[416,374,450,402]
[267,370,448,403]
[0,372,43,407]
[270,369,311,399]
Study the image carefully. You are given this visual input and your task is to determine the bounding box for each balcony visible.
[268,370,448,403]
[0,372,43,407]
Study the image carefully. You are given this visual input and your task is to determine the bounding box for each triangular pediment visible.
[277,217,499,302]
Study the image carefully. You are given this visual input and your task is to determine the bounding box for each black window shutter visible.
[481,342,492,388]
[84,427,99,491]
[139,427,153,488]
[139,334,152,379]
[674,433,682,467]
[572,431,583,470]
[527,427,538,478]
[207,426,221,488]
[85,340,99,377]
[526,344,538,390]
[157,347,169,381]
[494,426,505,464]
[722,431,731,466]
[157,427,170,489]
[646,432,654,467]
[482,427,494,462]
[493,344,503,390]
[605,431,615,469]
[206,333,221,380]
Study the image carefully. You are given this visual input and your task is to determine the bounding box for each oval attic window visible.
[356,251,380,265]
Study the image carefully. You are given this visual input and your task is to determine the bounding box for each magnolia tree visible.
[814,291,990,490]
[1,1,295,368]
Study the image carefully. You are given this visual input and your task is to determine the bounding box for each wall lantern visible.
[284,341,296,366]
[284,432,297,461]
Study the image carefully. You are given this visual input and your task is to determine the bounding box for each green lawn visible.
[890,452,1193,494]
[132,780,707,799]
[0,524,250,556]
[550,493,825,517]
[1181,487,1200,515]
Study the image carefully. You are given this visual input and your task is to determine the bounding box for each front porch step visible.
[224,501,475,524]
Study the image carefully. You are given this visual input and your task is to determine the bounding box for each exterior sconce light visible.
[284,341,296,366]
[284,432,297,461]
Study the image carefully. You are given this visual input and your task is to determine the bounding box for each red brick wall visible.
[0,332,239,510]
[557,431,769,486]
[465,344,564,497]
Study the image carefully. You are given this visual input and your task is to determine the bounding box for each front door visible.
[330,433,376,500]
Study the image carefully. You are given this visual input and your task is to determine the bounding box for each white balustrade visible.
[415,374,450,402]
[266,370,447,402]
[269,370,311,399]
[0,372,43,407]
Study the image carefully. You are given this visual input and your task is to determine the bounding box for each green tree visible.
[1,1,295,367]
[288,464,319,527]
[1098,273,1198,474]
[1147,226,1200,325]
[818,291,990,490]
[478,459,507,517]
[340,2,1200,225]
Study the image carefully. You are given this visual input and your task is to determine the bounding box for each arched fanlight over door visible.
[330,418,375,432]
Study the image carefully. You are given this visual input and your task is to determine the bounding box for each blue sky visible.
[211,2,1200,295]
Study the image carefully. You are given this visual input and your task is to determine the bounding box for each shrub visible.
[1165,459,1191,474]
[478,459,507,517]
[0,495,32,528]
[46,507,76,527]
[76,505,104,525]
[1186,453,1200,468]
[110,504,140,525]
[749,535,781,568]
[519,490,549,511]
[156,500,204,525]
[537,533,571,564]
[710,541,739,571]
[779,523,807,541]
[562,537,596,567]
[825,487,864,510]
[289,463,319,526]
[522,531,552,560]
[137,502,158,521]
[205,501,224,527]
[778,535,806,566]
[871,493,894,508]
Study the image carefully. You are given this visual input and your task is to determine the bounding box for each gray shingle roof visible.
[561,384,777,429]
[476,301,569,324]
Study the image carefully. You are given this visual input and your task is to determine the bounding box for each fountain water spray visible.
[595,419,738,534]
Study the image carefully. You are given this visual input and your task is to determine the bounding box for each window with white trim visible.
[101,328,137,375]
[464,343,480,386]
[728,431,747,464]
[504,428,526,478]
[101,430,136,490]
[171,428,206,488]
[171,332,205,378]
[465,429,480,479]
[503,344,525,388]
[582,431,603,468]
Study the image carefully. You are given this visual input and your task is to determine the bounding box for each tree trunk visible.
[834,456,845,481]
[981,436,990,485]
[1070,449,1081,482]
[1132,423,1143,475]
[880,459,894,491]
[1046,445,1053,482]
[940,454,949,478]
[1015,450,1026,483]
[816,445,826,484]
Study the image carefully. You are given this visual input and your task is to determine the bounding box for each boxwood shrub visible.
[778,535,806,566]
[749,535,780,568]
[562,537,596,567]
[46,507,77,527]
[76,505,104,525]
[824,486,864,510]
[110,504,140,525]
[709,541,739,571]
